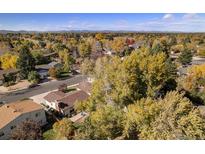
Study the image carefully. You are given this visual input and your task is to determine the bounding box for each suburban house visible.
[48,61,63,69]
[128,41,144,49]
[0,100,47,140]
[36,65,49,79]
[90,51,104,60]
[36,61,63,79]
[43,90,89,116]
[103,47,115,56]
[43,52,58,59]
[77,80,92,95]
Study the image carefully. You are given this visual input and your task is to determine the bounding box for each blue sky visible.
[0,13,205,32]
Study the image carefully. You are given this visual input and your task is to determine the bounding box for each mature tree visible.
[95,33,104,41]
[136,49,174,97]
[38,41,46,48]
[53,118,74,139]
[178,64,205,105]
[48,67,60,79]
[151,39,163,54]
[168,36,177,46]
[2,72,17,87]
[74,100,88,113]
[23,40,35,50]
[124,91,205,140]
[111,37,126,55]
[0,53,18,70]
[28,71,40,84]
[80,58,95,76]
[197,46,205,57]
[87,49,176,109]
[16,46,36,79]
[78,42,92,58]
[67,38,78,54]
[75,105,124,139]
[63,54,74,72]
[123,97,158,139]
[58,49,68,61]
[58,49,74,72]
[178,48,193,65]
[90,55,143,107]
[32,50,49,65]
[53,43,67,53]
[11,120,42,140]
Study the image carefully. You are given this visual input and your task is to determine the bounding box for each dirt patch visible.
[0,80,31,93]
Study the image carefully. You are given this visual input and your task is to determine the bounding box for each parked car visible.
[28,83,39,88]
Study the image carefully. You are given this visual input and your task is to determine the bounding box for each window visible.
[0,132,4,137]
[70,108,74,113]
[10,125,16,130]
[35,113,39,117]
[70,108,75,115]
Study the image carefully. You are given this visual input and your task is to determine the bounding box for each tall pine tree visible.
[16,46,36,79]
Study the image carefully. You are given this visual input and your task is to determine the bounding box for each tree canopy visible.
[16,46,36,79]
[124,91,205,140]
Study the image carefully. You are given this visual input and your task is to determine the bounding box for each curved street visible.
[0,75,87,103]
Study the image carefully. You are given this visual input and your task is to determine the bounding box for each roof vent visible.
[6,105,9,108]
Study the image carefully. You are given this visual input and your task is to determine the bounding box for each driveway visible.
[0,75,87,103]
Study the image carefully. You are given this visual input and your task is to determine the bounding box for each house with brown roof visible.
[43,91,66,109]
[0,100,47,140]
[77,80,92,95]
[43,90,89,116]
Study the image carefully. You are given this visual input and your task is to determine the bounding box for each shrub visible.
[28,71,40,84]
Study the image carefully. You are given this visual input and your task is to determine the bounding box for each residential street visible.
[0,75,87,103]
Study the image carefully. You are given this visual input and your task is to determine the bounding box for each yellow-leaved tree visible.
[0,53,18,70]
[124,91,205,140]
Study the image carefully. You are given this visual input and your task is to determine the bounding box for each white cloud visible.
[133,14,205,32]
[183,13,198,19]
[60,20,99,30]
[162,14,173,20]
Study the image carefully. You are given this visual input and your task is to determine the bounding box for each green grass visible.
[59,72,70,78]
[64,87,77,93]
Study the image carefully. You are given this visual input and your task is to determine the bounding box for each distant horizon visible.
[0,13,205,32]
[1,29,205,33]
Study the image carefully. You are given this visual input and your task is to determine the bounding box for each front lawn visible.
[64,87,77,93]
[59,71,70,78]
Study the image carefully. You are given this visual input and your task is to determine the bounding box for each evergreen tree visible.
[16,46,36,79]
[178,48,193,65]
